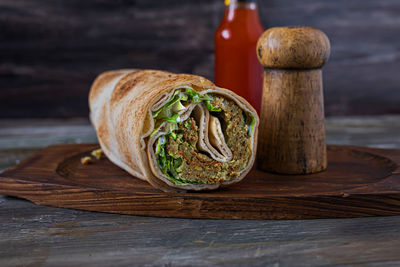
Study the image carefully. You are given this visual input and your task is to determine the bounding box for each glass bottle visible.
[214,0,264,114]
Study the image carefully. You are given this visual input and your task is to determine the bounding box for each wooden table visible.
[1,116,400,266]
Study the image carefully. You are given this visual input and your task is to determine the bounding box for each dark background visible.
[1,0,399,118]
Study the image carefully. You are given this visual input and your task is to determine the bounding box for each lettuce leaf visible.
[185,88,202,103]
[151,88,221,137]
[163,113,180,123]
[184,119,192,130]
[153,91,188,121]
[205,100,222,112]
[247,113,256,136]
[155,135,166,155]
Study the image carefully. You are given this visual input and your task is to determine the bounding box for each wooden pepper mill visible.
[256,26,331,174]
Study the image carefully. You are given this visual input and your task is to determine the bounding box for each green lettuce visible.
[205,100,222,112]
[245,113,256,136]
[153,91,188,121]
[151,88,221,137]
[163,113,180,123]
[184,119,192,130]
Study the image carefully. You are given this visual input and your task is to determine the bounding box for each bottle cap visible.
[225,0,256,5]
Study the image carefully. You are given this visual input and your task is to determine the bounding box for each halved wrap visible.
[89,69,259,192]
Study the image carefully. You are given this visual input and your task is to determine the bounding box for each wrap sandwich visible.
[89,69,259,192]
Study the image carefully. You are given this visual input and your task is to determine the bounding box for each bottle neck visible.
[223,0,259,23]
[225,0,257,10]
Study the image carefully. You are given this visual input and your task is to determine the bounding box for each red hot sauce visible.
[214,0,264,114]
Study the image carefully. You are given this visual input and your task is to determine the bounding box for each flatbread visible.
[89,69,259,192]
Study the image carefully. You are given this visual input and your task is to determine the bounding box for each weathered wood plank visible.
[1,0,400,117]
[0,117,399,265]
[1,194,400,266]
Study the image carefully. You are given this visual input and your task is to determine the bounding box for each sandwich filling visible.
[151,88,254,185]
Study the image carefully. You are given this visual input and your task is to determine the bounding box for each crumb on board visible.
[80,156,93,165]
[91,148,104,160]
[80,148,104,165]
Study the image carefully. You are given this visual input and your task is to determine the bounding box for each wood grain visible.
[2,195,400,266]
[257,27,329,174]
[256,26,330,69]
[1,143,400,219]
[258,69,327,174]
[1,0,400,118]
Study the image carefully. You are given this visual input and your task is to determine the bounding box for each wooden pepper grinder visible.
[256,26,331,174]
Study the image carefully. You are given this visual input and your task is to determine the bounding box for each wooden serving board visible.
[1,144,400,220]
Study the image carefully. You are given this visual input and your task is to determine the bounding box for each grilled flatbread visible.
[89,69,259,192]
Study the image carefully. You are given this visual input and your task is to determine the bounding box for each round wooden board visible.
[0,144,400,219]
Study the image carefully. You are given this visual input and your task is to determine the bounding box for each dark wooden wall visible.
[1,0,400,118]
